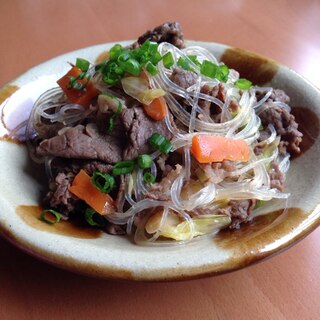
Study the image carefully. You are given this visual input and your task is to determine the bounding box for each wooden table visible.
[1,1,319,319]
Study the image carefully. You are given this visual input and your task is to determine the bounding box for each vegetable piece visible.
[69,170,115,215]
[187,55,201,67]
[235,78,252,90]
[76,58,90,72]
[91,171,115,193]
[145,61,158,76]
[145,210,231,241]
[57,66,100,107]
[40,209,62,225]
[85,208,107,227]
[137,154,153,169]
[123,58,141,76]
[148,132,172,155]
[190,135,250,163]
[216,64,229,82]
[143,172,156,184]
[143,97,168,121]
[177,56,193,71]
[112,160,136,175]
[200,60,218,78]
[121,76,165,105]
[162,52,174,68]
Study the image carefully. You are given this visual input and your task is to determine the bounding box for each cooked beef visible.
[257,88,290,104]
[170,67,197,90]
[105,222,126,235]
[121,106,173,160]
[218,199,257,229]
[115,175,126,212]
[135,22,185,49]
[43,171,79,216]
[268,160,285,192]
[36,124,123,163]
[259,104,302,155]
[147,164,183,201]
[80,160,113,175]
[198,84,227,122]
[198,160,236,184]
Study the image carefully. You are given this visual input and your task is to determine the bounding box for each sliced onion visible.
[121,76,165,105]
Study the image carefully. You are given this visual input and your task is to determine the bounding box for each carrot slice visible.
[69,170,115,215]
[190,135,250,163]
[143,97,168,121]
[57,66,100,107]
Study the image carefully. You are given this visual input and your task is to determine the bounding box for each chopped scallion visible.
[234,78,252,90]
[216,64,229,82]
[148,133,173,155]
[112,160,136,175]
[123,58,141,76]
[76,58,90,72]
[177,56,192,71]
[200,60,218,78]
[143,172,156,184]
[91,171,115,193]
[187,55,201,67]
[106,114,117,133]
[116,100,123,113]
[85,208,106,227]
[162,52,174,68]
[148,132,166,148]
[145,61,158,76]
[40,209,62,225]
[137,154,153,169]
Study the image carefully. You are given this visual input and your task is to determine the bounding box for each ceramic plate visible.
[0,41,319,281]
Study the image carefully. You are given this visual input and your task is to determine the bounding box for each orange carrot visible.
[190,135,250,163]
[57,66,100,107]
[69,170,115,215]
[143,97,168,121]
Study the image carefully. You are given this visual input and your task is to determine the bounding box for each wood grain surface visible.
[0,1,319,319]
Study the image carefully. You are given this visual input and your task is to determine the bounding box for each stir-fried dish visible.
[25,22,302,245]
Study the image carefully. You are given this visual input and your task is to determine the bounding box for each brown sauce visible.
[16,205,102,239]
[221,47,278,85]
[291,106,320,158]
[214,207,308,261]
[0,135,24,144]
[0,84,19,104]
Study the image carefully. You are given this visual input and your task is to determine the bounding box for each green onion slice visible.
[145,61,158,76]
[76,58,90,72]
[163,52,174,68]
[148,133,173,155]
[106,114,117,133]
[137,154,153,169]
[40,209,62,225]
[123,58,141,76]
[200,60,218,78]
[116,100,123,113]
[91,171,115,193]
[85,208,106,227]
[112,160,136,175]
[177,56,192,71]
[234,78,252,90]
[187,55,201,67]
[143,172,156,184]
[216,64,229,82]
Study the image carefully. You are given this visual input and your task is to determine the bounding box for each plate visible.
[0,41,319,281]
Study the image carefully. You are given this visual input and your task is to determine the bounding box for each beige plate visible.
[0,41,319,281]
